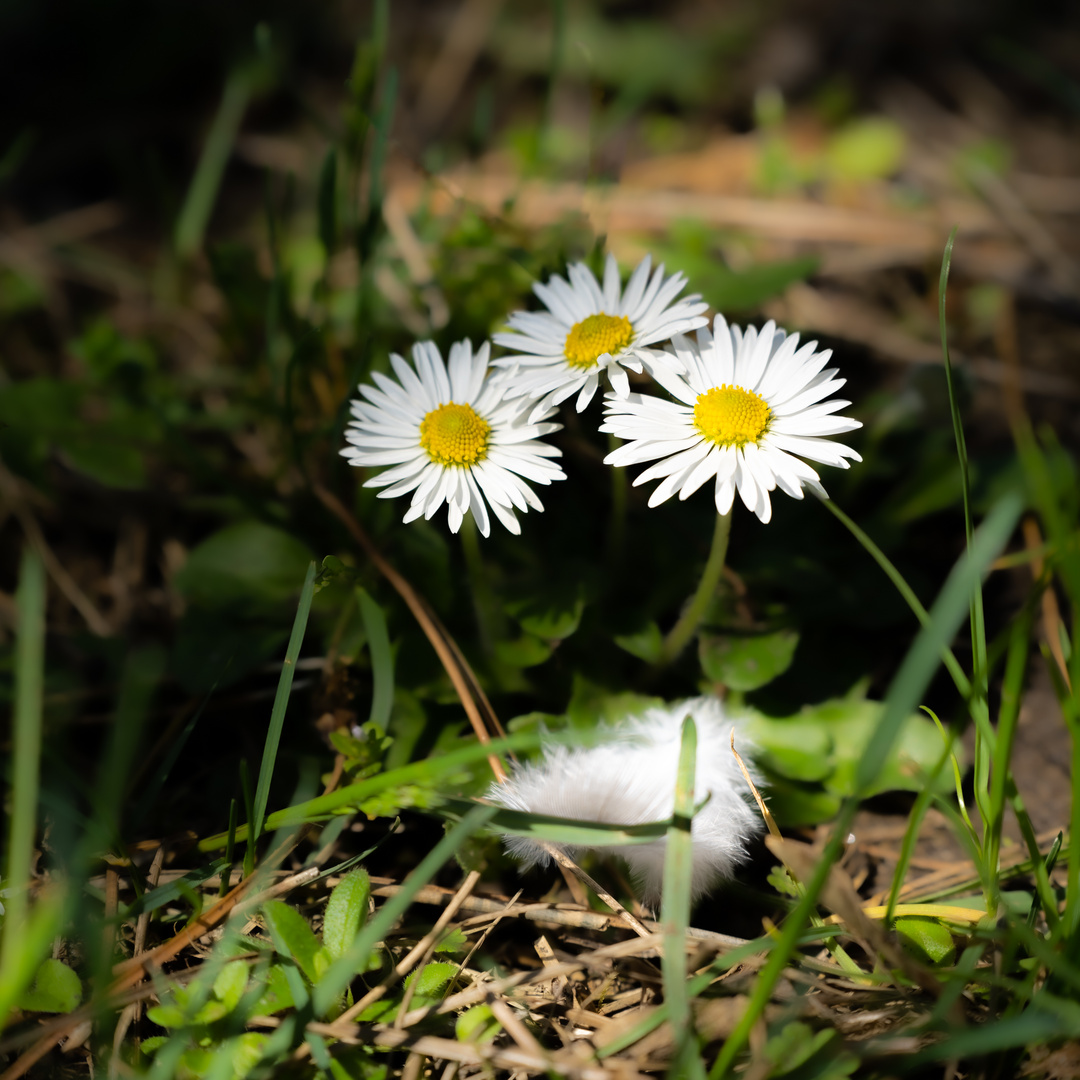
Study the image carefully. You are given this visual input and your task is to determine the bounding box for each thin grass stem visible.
[252,561,317,846]
[0,549,46,1025]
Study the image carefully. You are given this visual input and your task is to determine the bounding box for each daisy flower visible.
[492,253,709,419]
[488,697,762,904]
[341,339,566,536]
[601,316,862,523]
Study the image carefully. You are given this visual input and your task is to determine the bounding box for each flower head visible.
[601,316,862,523]
[341,339,565,536]
[493,253,709,420]
[488,697,762,904]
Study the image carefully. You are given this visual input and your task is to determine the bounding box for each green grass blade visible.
[357,587,393,730]
[0,547,47,1028]
[200,730,543,851]
[985,603,1034,887]
[89,646,166,856]
[252,561,317,845]
[855,491,1022,796]
[661,717,704,1078]
[938,228,991,832]
[311,802,496,1016]
[174,67,253,258]
[938,228,986,678]
[438,797,670,847]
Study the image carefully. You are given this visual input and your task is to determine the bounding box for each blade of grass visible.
[0,548,47,1027]
[252,562,317,846]
[711,492,1022,1078]
[239,759,255,878]
[311,802,495,1016]
[939,229,992,831]
[86,646,166,859]
[199,730,542,851]
[174,66,255,258]
[885,715,968,922]
[986,603,1034,895]
[855,491,1022,797]
[438,797,671,847]
[661,717,705,1078]
[357,587,393,730]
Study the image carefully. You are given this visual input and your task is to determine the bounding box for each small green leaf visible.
[505,591,584,640]
[699,628,799,690]
[262,900,323,984]
[403,961,457,1002]
[322,868,372,962]
[456,1003,501,1043]
[494,634,553,668]
[741,714,833,782]
[894,916,956,966]
[250,963,296,1015]
[17,959,82,1013]
[435,927,468,954]
[225,1032,267,1080]
[614,621,664,663]
[212,960,249,1011]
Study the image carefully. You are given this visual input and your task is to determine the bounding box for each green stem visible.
[606,433,628,569]
[661,511,732,665]
[459,511,503,653]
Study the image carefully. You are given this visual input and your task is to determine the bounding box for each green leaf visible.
[759,776,842,828]
[741,714,833,782]
[456,1004,501,1043]
[434,927,468,954]
[894,916,956,966]
[174,522,314,611]
[262,900,323,985]
[403,961,457,1002]
[250,963,296,1015]
[212,960,250,1012]
[699,628,799,691]
[322,869,372,962]
[16,958,82,1013]
[613,621,664,663]
[494,634,553,668]
[505,590,584,640]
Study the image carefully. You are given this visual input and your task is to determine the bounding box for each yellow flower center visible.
[564,313,635,369]
[419,402,491,467]
[693,385,771,448]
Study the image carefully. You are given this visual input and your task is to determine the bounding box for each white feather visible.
[487,696,763,904]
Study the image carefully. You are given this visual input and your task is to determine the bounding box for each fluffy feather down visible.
[488,697,762,904]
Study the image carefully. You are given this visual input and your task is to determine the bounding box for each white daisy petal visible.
[342,338,566,536]
[494,253,708,411]
[602,318,861,521]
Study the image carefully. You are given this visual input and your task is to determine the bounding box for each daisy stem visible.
[459,511,503,654]
[661,510,732,666]
[606,432,628,568]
